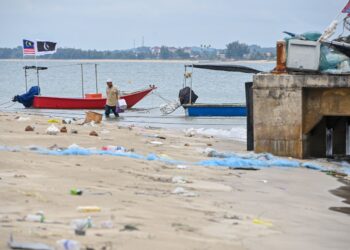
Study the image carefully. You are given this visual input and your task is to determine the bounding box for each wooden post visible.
[245,82,254,151]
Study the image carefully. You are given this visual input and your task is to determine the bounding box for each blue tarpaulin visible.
[13,86,40,108]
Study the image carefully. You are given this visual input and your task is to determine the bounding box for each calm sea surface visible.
[0,60,274,140]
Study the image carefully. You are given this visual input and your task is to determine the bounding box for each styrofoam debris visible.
[176,165,189,169]
[46,125,59,135]
[150,141,163,145]
[16,117,30,122]
[172,187,186,194]
[172,176,187,184]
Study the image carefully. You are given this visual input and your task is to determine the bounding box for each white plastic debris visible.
[56,239,80,250]
[16,117,30,122]
[172,187,186,194]
[150,141,163,145]
[203,147,216,156]
[171,187,197,197]
[184,127,246,141]
[46,125,60,135]
[68,144,80,149]
[176,165,189,169]
[100,220,114,229]
[184,128,196,137]
[172,176,187,184]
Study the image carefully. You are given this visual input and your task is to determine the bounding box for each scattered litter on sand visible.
[171,187,197,197]
[71,129,78,134]
[16,116,30,122]
[143,134,166,140]
[84,111,102,124]
[101,220,114,229]
[60,126,67,133]
[25,125,34,132]
[253,218,273,227]
[71,217,92,235]
[8,234,54,250]
[62,118,73,124]
[172,176,188,184]
[24,211,45,223]
[184,127,246,141]
[56,239,80,250]
[77,206,101,213]
[46,125,59,135]
[89,131,98,137]
[121,224,138,231]
[47,119,60,124]
[176,165,189,169]
[149,141,163,145]
[70,188,83,196]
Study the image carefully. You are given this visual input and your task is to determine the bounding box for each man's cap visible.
[106,78,113,83]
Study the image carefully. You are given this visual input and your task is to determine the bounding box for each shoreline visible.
[0,58,275,64]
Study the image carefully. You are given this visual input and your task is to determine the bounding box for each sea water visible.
[0,60,274,141]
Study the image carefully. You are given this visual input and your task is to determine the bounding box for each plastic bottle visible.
[70,188,83,196]
[71,216,92,230]
[25,211,45,223]
[56,239,80,250]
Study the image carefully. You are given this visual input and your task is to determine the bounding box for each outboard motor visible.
[178,87,198,105]
[12,86,40,108]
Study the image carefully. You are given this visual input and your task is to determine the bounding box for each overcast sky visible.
[0,0,347,50]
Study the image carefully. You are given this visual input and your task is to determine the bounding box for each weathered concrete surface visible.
[253,73,350,158]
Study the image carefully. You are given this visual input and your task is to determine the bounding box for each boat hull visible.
[183,104,247,117]
[32,87,155,109]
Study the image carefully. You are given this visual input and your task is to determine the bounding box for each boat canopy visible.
[185,64,262,74]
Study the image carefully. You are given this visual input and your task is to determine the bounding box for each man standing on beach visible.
[105,79,119,118]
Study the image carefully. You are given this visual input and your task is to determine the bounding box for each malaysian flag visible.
[23,39,35,55]
[343,1,350,13]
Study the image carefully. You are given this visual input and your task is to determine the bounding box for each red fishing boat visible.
[17,65,156,109]
[32,85,156,109]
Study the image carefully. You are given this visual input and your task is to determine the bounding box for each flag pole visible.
[35,40,39,89]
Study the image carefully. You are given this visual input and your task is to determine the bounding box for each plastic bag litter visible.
[16,117,30,122]
[56,239,80,250]
[8,234,54,250]
[149,141,163,145]
[46,125,60,135]
[172,176,187,184]
[176,165,189,169]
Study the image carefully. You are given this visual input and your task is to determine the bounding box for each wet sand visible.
[0,111,350,250]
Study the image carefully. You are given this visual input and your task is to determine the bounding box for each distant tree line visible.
[0,42,275,60]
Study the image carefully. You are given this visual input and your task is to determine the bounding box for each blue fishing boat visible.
[180,64,260,117]
[183,103,247,117]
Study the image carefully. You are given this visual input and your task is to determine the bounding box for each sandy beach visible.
[0,111,349,250]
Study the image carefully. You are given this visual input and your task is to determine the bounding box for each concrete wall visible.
[253,73,350,159]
